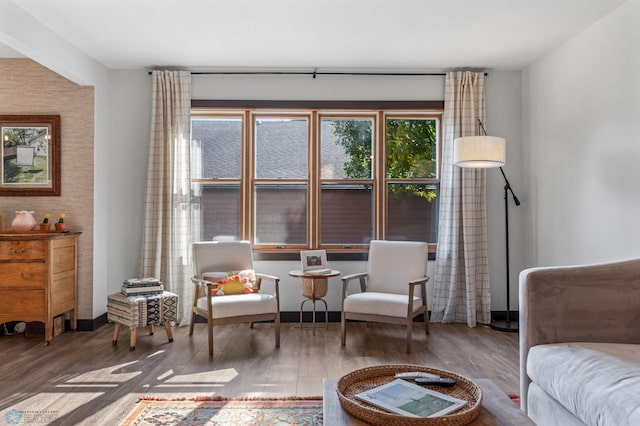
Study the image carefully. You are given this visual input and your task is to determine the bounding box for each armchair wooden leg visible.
[189,312,196,336]
[406,320,413,354]
[207,320,214,357]
[341,314,347,346]
[425,313,430,335]
[275,317,280,348]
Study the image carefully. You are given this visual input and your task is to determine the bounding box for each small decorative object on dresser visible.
[54,212,66,231]
[11,210,37,232]
[40,213,51,231]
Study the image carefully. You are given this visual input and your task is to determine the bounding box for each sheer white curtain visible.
[430,71,491,327]
[139,70,193,325]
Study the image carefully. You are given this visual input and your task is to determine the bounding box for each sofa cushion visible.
[527,382,587,426]
[527,342,640,426]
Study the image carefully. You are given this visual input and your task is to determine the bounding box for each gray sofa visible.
[519,258,640,426]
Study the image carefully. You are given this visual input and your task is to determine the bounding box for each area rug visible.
[122,396,323,426]
[508,393,521,408]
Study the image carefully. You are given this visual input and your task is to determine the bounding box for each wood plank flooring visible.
[0,321,519,425]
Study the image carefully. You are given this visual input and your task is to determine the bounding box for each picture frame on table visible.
[300,249,328,272]
[0,115,61,196]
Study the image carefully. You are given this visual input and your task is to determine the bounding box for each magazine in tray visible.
[354,378,467,418]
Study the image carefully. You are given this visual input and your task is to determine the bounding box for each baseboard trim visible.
[75,313,108,331]
[79,310,435,330]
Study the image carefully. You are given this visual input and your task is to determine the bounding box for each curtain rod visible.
[147,70,488,77]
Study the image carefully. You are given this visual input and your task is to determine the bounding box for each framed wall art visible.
[0,115,61,196]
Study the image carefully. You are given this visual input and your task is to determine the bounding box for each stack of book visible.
[121,277,164,296]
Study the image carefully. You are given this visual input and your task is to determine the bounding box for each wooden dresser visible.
[0,231,81,344]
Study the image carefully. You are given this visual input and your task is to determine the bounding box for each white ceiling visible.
[1,0,628,71]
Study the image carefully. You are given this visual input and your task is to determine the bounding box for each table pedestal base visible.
[299,297,328,335]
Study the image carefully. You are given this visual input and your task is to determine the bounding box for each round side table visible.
[289,269,340,334]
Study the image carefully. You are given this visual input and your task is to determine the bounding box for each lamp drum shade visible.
[453,136,506,168]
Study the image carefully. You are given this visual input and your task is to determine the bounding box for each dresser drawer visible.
[0,240,46,261]
[0,289,46,314]
[0,262,47,287]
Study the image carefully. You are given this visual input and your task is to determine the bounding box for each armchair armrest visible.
[191,276,213,311]
[341,272,367,301]
[256,272,279,282]
[519,258,640,413]
[255,273,280,303]
[191,276,211,286]
[408,276,429,286]
[407,276,430,311]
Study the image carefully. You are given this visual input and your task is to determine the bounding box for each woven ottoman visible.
[107,291,178,351]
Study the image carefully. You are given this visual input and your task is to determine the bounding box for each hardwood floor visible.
[0,321,519,425]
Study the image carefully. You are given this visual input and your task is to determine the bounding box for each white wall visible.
[486,72,525,312]
[192,73,446,101]
[98,71,152,314]
[524,0,640,267]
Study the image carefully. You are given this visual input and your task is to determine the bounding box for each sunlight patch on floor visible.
[64,361,142,384]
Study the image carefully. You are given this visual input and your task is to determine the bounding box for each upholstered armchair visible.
[340,240,430,353]
[520,258,640,424]
[189,241,280,356]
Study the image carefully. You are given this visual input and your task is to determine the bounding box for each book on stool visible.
[121,277,164,296]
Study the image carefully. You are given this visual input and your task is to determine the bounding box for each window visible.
[254,115,309,245]
[191,104,442,253]
[320,116,374,246]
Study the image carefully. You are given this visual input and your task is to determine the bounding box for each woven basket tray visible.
[337,364,482,426]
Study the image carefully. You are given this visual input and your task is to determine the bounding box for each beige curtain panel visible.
[430,71,491,327]
[139,70,193,325]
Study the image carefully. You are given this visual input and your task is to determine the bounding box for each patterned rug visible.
[121,396,323,425]
[508,393,521,408]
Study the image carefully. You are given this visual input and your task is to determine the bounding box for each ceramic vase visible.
[12,211,37,232]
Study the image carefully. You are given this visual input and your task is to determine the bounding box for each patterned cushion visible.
[107,291,178,329]
[203,270,258,296]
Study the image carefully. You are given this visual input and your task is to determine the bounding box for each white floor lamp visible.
[453,119,520,332]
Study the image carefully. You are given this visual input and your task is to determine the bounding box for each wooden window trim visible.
[191,101,444,254]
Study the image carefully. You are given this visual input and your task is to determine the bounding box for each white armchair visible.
[340,240,430,353]
[189,241,280,356]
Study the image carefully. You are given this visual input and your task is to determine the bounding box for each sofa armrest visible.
[519,257,640,413]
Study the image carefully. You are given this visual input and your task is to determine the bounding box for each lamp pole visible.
[477,119,521,332]
[490,167,520,332]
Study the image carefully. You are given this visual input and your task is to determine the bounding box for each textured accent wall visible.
[0,58,94,319]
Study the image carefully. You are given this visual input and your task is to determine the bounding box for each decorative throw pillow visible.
[218,275,246,295]
[202,270,258,296]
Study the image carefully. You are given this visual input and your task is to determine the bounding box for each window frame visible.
[191,101,443,254]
